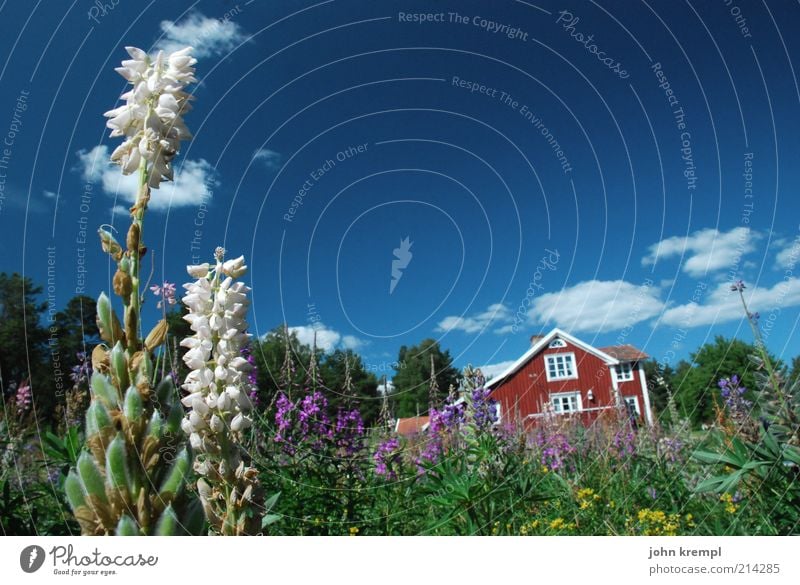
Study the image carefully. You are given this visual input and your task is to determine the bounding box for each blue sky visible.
[1,0,800,381]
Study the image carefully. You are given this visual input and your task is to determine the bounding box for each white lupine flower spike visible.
[105,45,197,188]
[181,249,265,535]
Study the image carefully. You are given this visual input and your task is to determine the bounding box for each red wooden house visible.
[486,328,653,426]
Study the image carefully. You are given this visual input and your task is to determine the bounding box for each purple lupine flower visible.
[70,351,92,385]
[373,436,401,479]
[439,400,466,429]
[470,386,498,430]
[150,281,177,309]
[718,375,752,420]
[658,436,684,463]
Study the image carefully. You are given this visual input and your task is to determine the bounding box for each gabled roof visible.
[394,416,430,436]
[485,328,620,388]
[599,344,649,361]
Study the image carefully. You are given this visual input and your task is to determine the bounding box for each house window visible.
[615,362,635,382]
[548,338,567,348]
[545,353,577,381]
[624,396,640,417]
[551,391,582,414]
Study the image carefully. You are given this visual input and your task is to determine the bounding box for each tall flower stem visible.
[64,45,202,536]
[127,155,149,357]
[736,289,785,410]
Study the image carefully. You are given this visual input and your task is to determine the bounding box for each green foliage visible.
[319,349,380,423]
[0,273,49,410]
[675,336,778,426]
[391,339,460,417]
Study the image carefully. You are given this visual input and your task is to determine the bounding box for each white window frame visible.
[544,352,578,381]
[615,362,635,382]
[624,396,640,416]
[551,391,582,414]
[548,338,567,348]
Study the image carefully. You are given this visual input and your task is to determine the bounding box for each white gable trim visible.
[486,328,620,389]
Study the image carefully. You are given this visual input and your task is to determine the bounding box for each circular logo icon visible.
[19,545,45,573]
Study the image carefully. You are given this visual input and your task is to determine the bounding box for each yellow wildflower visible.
[349,526,359,536]
[720,493,737,514]
[549,517,565,530]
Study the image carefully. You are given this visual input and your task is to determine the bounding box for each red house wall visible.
[489,340,629,424]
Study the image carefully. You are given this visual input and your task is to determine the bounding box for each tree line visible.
[2,271,797,428]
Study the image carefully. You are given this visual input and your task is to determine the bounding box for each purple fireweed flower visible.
[373,436,401,479]
[240,345,259,408]
[415,409,445,473]
[533,430,575,471]
[150,281,177,309]
[611,426,637,460]
[335,407,365,456]
[274,390,334,457]
[15,381,32,416]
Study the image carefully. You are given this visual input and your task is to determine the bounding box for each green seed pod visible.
[64,470,87,510]
[90,373,120,409]
[146,410,164,439]
[97,292,113,331]
[182,498,205,536]
[77,451,108,503]
[138,351,154,381]
[123,386,144,422]
[159,448,190,500]
[155,504,180,535]
[119,255,130,274]
[155,377,176,409]
[105,434,130,498]
[85,402,113,438]
[116,515,139,536]
[110,341,129,389]
[165,402,183,435]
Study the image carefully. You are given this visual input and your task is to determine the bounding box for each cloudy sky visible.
[1,0,799,378]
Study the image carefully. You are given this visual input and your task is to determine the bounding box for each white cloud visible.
[75,145,217,211]
[252,148,281,170]
[156,12,247,59]
[642,227,758,277]
[436,303,512,334]
[378,379,394,394]
[528,280,664,333]
[479,360,516,381]
[661,278,800,327]
[775,236,800,270]
[111,205,129,217]
[43,190,56,199]
[288,323,364,353]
